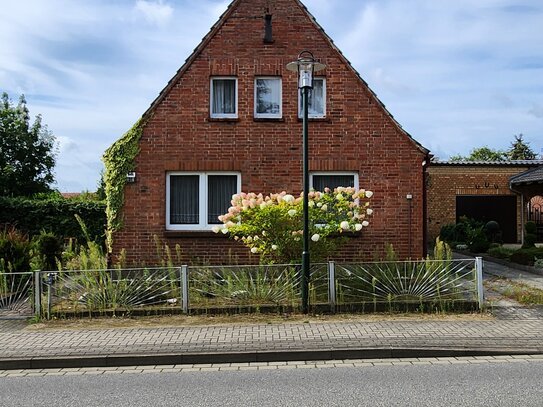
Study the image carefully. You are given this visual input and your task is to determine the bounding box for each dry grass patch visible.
[27,311,492,331]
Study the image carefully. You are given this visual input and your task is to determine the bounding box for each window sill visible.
[208,117,239,123]
[297,117,330,123]
[253,117,285,122]
[164,230,229,238]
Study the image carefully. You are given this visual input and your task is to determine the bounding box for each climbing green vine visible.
[102,119,144,252]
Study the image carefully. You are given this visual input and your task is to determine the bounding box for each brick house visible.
[427,160,543,244]
[110,0,430,266]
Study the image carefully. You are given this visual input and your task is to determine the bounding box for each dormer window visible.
[210,77,238,118]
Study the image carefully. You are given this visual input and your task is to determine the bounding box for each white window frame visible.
[310,172,359,191]
[254,77,282,119]
[298,77,326,118]
[166,172,241,231]
[210,77,238,119]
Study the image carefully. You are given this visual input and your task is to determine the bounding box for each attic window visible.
[264,14,273,43]
[210,77,238,118]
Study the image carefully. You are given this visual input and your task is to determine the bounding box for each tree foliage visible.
[450,134,539,162]
[507,134,537,160]
[0,92,57,196]
[449,146,506,162]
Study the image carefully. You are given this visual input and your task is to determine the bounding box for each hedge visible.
[0,196,106,245]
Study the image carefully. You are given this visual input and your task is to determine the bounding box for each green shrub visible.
[0,227,32,273]
[525,221,537,234]
[440,217,485,246]
[439,224,456,243]
[523,234,537,249]
[510,248,543,266]
[34,231,62,271]
[0,196,106,245]
[484,221,502,243]
[487,246,515,260]
[469,231,490,253]
[453,221,470,243]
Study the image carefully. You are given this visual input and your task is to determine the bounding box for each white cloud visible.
[134,0,174,26]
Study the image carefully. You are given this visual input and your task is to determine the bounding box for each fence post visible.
[328,261,336,312]
[181,265,189,314]
[475,257,484,310]
[33,271,42,318]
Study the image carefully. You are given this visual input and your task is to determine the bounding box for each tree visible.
[0,92,57,196]
[449,146,506,162]
[507,134,536,160]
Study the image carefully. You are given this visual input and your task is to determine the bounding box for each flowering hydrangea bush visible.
[213,187,373,264]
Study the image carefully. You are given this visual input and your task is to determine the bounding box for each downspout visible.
[422,156,430,258]
[509,181,524,246]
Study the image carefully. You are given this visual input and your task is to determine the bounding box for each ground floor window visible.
[166,172,240,230]
[310,172,358,192]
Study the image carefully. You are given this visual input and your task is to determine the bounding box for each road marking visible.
[1,356,542,378]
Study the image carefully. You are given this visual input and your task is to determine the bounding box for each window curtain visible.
[212,79,235,114]
[308,79,324,116]
[170,175,199,224]
[313,175,354,192]
[208,175,237,224]
[256,78,280,114]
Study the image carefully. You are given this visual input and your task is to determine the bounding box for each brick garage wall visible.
[427,164,533,243]
[112,0,428,266]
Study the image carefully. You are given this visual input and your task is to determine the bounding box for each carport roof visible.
[510,165,543,186]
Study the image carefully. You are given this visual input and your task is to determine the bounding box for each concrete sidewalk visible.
[1,308,543,370]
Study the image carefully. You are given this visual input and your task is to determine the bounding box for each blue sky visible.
[1,0,542,192]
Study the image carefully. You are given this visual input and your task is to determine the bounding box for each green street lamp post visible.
[287,51,326,314]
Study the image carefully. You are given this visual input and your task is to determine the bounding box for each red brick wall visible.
[427,165,533,243]
[112,0,428,266]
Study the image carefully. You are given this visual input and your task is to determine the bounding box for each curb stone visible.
[2,347,543,371]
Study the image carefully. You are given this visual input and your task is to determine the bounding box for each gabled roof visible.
[140,0,429,156]
[510,165,543,186]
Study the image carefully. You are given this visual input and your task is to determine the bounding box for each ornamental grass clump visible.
[213,187,373,264]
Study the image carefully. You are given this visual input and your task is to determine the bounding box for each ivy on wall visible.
[102,119,144,252]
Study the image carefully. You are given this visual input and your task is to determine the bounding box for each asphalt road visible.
[2,359,543,407]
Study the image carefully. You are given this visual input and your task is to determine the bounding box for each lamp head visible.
[286,51,326,89]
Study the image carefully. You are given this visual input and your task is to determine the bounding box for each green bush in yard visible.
[510,248,543,266]
[523,221,537,249]
[487,246,515,260]
[468,230,490,253]
[0,227,32,273]
[34,231,62,271]
[0,195,105,245]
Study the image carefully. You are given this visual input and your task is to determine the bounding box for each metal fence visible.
[0,271,34,318]
[0,258,484,319]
